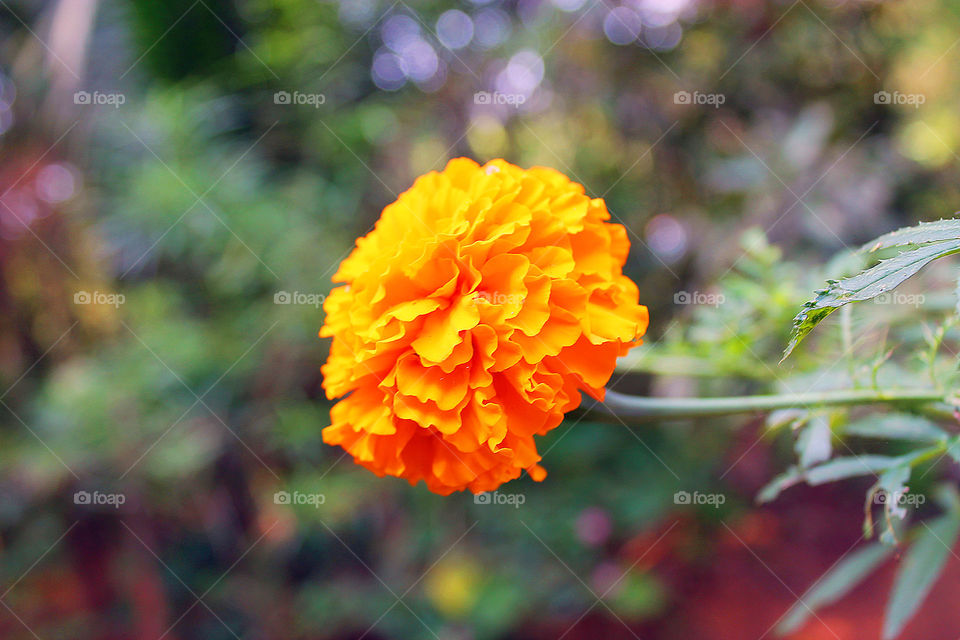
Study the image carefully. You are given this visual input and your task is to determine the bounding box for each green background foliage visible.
[2,0,960,638]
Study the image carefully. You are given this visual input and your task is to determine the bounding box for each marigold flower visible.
[320,158,648,494]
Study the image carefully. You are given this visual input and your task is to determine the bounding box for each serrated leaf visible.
[883,514,960,639]
[776,542,893,636]
[863,217,960,253]
[783,239,960,360]
[845,414,948,443]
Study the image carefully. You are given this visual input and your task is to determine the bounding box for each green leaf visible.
[795,416,832,468]
[934,484,960,513]
[844,414,948,443]
[776,542,894,636]
[944,438,960,465]
[766,408,808,431]
[757,467,802,504]
[877,466,912,544]
[883,513,960,639]
[758,456,900,503]
[955,272,960,316]
[805,455,904,485]
[863,218,960,253]
[759,447,945,505]
[783,239,960,360]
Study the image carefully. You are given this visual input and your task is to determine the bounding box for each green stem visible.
[593,388,952,423]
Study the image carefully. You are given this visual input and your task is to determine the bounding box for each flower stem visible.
[593,388,952,422]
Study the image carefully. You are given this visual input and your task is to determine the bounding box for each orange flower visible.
[320,158,648,494]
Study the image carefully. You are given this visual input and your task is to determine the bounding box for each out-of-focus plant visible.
[608,220,960,639]
[770,217,960,639]
[6,0,960,637]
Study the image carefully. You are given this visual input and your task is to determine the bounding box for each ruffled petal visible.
[320,158,648,494]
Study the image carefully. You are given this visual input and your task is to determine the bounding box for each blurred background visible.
[2,0,960,638]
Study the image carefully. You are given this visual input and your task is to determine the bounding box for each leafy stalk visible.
[783,238,960,360]
[782,218,960,361]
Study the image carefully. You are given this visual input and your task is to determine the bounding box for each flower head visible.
[320,158,648,494]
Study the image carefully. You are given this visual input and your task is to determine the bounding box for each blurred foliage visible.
[2,0,960,638]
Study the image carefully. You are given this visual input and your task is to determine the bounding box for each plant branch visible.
[591,388,952,423]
